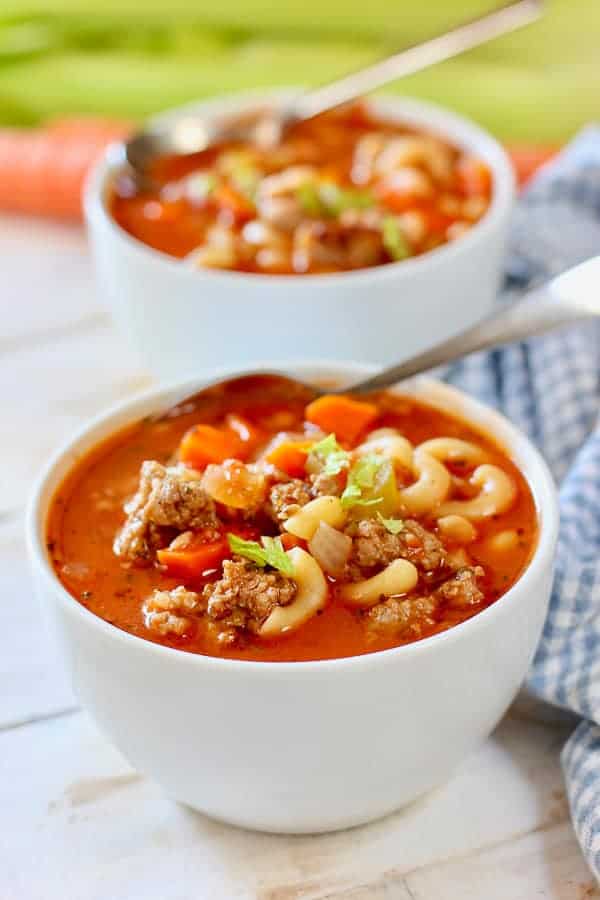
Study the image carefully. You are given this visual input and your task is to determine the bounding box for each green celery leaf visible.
[377,512,405,535]
[260,536,295,576]
[319,182,374,216]
[297,182,374,218]
[382,216,411,261]
[341,453,384,508]
[307,433,350,476]
[296,182,323,215]
[231,165,260,198]
[227,533,294,576]
[227,533,268,567]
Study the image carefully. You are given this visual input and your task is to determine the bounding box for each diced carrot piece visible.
[213,183,255,223]
[456,157,492,199]
[280,533,306,551]
[179,424,242,470]
[265,440,314,477]
[157,536,229,578]
[225,414,264,454]
[304,395,378,445]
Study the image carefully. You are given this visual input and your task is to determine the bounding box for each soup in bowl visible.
[111,103,493,275]
[85,93,514,380]
[27,362,557,832]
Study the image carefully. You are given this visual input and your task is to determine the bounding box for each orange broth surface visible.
[47,378,537,662]
[110,104,492,274]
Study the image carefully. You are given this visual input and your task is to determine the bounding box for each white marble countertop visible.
[1,216,597,899]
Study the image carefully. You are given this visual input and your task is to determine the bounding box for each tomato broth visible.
[48,377,537,662]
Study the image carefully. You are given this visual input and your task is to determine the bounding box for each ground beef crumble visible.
[436,566,484,608]
[114,461,218,562]
[366,565,484,637]
[367,595,437,638]
[266,471,346,527]
[309,471,344,497]
[117,452,489,648]
[344,517,448,581]
[266,479,312,523]
[202,558,297,641]
[143,585,204,636]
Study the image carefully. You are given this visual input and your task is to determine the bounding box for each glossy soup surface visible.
[47,377,537,662]
[111,104,492,275]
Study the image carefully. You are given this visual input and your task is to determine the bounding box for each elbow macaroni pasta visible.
[486,529,520,554]
[437,464,517,521]
[339,559,419,608]
[397,447,451,516]
[284,496,346,540]
[418,437,488,467]
[354,432,517,521]
[436,514,477,543]
[356,429,413,470]
[259,547,328,637]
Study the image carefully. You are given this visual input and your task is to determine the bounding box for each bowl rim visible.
[26,359,559,676]
[84,89,515,287]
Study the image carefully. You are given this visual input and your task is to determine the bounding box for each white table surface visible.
[1,215,598,900]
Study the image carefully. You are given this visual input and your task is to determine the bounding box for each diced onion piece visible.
[284,496,346,540]
[259,547,328,638]
[308,522,352,577]
[339,558,418,608]
[202,460,266,510]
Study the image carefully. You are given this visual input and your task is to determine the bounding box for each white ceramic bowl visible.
[27,361,557,834]
[85,93,515,381]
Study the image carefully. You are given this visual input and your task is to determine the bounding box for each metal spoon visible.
[126,0,543,174]
[160,255,600,419]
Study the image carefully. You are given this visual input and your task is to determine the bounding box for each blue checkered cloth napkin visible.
[444,125,600,878]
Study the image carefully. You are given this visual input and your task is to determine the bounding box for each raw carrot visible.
[507,145,558,188]
[0,117,131,220]
[304,395,378,445]
[179,424,243,470]
[157,534,229,579]
[265,440,314,477]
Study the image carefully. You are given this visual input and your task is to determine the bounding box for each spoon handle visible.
[349,256,600,395]
[288,0,543,124]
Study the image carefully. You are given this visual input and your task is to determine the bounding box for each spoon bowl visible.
[125,105,287,174]
[124,0,542,176]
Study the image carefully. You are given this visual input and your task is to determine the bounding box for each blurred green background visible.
[1,0,597,141]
